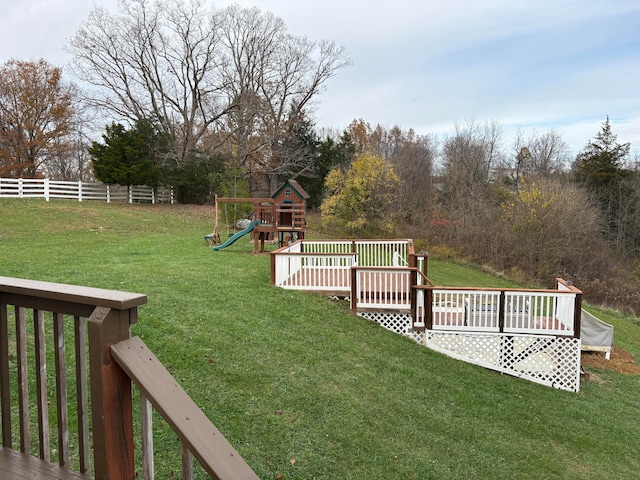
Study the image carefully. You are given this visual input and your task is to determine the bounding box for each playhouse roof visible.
[273,179,310,200]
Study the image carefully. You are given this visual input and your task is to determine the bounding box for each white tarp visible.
[580,309,614,357]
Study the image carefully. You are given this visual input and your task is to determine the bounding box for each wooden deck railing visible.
[270,242,580,339]
[271,242,582,391]
[413,278,582,337]
[0,276,257,480]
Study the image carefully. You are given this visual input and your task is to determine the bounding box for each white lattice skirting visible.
[358,311,413,335]
[358,311,581,392]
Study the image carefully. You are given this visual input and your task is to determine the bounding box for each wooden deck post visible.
[270,252,276,285]
[350,267,358,314]
[0,303,11,448]
[498,291,506,333]
[573,290,582,339]
[425,288,433,331]
[409,265,418,330]
[88,306,135,480]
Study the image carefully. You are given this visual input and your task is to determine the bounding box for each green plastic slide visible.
[210,220,257,251]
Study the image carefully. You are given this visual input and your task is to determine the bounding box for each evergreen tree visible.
[89,119,170,186]
[573,116,633,251]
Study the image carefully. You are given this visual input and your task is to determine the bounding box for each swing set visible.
[205,180,309,253]
[205,196,275,252]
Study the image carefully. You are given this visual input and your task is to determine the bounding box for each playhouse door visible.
[280,202,293,226]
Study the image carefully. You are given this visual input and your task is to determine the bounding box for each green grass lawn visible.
[1,199,640,479]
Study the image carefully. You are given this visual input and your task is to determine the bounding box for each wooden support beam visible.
[0,303,11,448]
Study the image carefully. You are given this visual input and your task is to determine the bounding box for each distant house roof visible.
[272,179,310,200]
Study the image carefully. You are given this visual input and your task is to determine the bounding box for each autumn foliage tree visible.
[0,59,76,178]
[343,119,437,225]
[321,154,400,236]
[499,178,608,282]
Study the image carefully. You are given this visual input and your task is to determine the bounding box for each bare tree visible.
[511,128,570,182]
[67,0,230,167]
[386,126,438,224]
[440,119,503,202]
[43,117,95,181]
[67,0,350,195]
[218,5,350,194]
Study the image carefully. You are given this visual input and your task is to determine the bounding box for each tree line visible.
[1,0,638,311]
[330,117,640,312]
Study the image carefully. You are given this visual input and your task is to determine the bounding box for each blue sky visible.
[1,0,638,156]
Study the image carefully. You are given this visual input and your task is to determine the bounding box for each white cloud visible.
[0,0,637,155]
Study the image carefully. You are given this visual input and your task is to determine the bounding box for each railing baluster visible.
[74,316,90,474]
[141,393,155,480]
[53,312,70,466]
[16,306,30,453]
[181,441,194,480]
[0,303,10,448]
[34,309,50,461]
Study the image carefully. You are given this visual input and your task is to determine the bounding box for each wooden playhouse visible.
[209,179,309,253]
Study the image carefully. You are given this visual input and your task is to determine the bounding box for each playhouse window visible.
[285,188,291,196]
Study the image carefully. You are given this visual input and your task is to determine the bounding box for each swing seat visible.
[204,227,221,246]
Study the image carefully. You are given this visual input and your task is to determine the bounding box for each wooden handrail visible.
[111,337,259,480]
[0,276,147,308]
[0,277,258,480]
[1,277,146,479]
[1,277,257,479]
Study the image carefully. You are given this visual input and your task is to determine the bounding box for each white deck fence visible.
[352,267,413,311]
[0,178,174,204]
[271,239,419,296]
[414,284,579,336]
[296,239,412,267]
[271,240,583,391]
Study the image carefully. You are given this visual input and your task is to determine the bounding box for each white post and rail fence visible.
[0,178,174,204]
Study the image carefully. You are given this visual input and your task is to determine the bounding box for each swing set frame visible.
[206,196,273,248]
[207,179,308,253]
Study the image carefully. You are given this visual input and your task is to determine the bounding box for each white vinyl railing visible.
[352,267,412,310]
[354,240,410,267]
[0,178,174,204]
[503,291,575,335]
[298,239,411,266]
[274,253,356,292]
[273,240,579,338]
[272,239,414,291]
[419,286,577,336]
[299,240,354,255]
[427,289,501,332]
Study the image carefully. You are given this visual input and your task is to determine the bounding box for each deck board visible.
[0,447,90,480]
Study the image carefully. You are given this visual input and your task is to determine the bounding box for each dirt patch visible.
[581,347,640,375]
